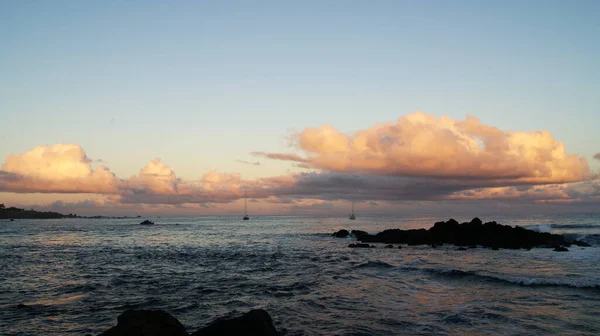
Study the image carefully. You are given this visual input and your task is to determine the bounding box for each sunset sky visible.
[1,1,599,215]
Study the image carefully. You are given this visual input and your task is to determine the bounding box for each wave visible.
[420,267,600,289]
[354,260,395,269]
[563,233,600,246]
[550,224,600,229]
[527,223,600,232]
[529,224,552,233]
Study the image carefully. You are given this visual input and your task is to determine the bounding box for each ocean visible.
[1,214,599,335]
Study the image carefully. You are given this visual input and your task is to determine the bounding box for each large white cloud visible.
[0,144,120,193]
[256,112,591,184]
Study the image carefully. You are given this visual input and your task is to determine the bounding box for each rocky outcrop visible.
[350,230,369,239]
[99,310,188,336]
[336,218,582,250]
[553,246,569,252]
[192,309,278,336]
[99,309,279,336]
[331,229,349,238]
[139,220,154,225]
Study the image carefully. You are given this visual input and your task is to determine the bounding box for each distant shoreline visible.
[0,205,140,220]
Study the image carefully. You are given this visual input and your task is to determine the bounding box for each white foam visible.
[530,224,552,233]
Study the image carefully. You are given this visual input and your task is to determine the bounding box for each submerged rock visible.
[384,244,394,248]
[456,247,467,251]
[348,243,374,248]
[331,229,349,238]
[191,309,278,336]
[553,246,569,252]
[99,310,188,336]
[355,218,574,249]
[572,240,591,247]
[139,220,154,225]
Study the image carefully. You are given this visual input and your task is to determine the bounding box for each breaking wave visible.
[421,267,600,289]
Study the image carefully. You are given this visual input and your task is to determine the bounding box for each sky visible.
[1,0,599,216]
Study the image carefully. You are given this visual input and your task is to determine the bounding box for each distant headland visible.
[0,203,140,220]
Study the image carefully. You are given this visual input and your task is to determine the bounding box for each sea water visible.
[1,214,599,335]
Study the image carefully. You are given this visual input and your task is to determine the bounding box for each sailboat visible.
[349,201,356,220]
[243,191,250,220]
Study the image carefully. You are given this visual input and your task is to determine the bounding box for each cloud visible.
[1,110,598,213]
[251,151,307,163]
[126,158,179,195]
[117,170,248,205]
[260,112,590,184]
[235,159,261,166]
[0,144,120,193]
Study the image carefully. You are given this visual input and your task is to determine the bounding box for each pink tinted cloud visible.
[126,158,179,195]
[262,112,590,184]
[0,145,248,203]
[1,114,598,211]
[0,144,120,193]
[251,151,307,163]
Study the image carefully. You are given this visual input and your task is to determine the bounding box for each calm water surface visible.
[1,214,599,335]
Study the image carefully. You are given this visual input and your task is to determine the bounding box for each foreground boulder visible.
[192,309,278,336]
[99,310,188,336]
[99,309,278,336]
[346,218,579,250]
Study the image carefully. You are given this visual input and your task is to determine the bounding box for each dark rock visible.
[397,245,402,249]
[470,217,482,226]
[384,244,394,248]
[553,246,569,252]
[10,218,14,221]
[468,245,477,249]
[139,220,154,225]
[332,229,349,238]
[491,247,499,251]
[350,230,369,239]
[191,309,278,336]
[348,243,372,248]
[355,218,571,250]
[99,310,188,336]
[572,240,591,247]
[456,247,467,251]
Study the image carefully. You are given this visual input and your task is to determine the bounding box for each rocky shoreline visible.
[98,309,278,336]
[333,217,591,251]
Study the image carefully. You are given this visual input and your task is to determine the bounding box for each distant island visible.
[0,203,140,220]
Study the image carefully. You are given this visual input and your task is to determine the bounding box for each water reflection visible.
[1,215,599,335]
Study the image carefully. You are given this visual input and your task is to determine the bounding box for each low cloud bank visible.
[1,112,597,212]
